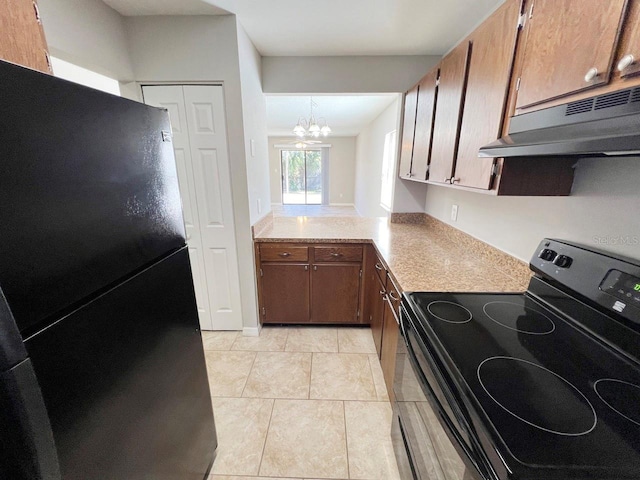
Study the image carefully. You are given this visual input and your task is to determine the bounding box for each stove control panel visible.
[600,270,640,309]
[531,239,640,328]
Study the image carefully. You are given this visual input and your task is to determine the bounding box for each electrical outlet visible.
[451,204,459,222]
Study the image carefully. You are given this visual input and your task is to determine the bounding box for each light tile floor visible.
[202,326,401,480]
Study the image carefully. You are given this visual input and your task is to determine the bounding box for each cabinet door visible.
[398,85,419,179]
[454,0,522,190]
[0,0,50,73]
[515,0,627,110]
[370,274,386,357]
[411,69,439,182]
[615,0,640,78]
[311,264,362,324]
[261,263,310,324]
[381,299,400,401]
[429,42,471,184]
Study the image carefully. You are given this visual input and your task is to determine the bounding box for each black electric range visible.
[394,238,640,480]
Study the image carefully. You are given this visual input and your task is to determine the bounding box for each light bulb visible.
[293,124,306,137]
[321,125,331,136]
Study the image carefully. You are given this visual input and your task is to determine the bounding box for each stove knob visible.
[538,248,557,261]
[553,255,573,268]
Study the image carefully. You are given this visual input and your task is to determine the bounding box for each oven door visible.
[391,303,489,480]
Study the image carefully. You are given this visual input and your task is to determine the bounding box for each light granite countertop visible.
[254,215,532,293]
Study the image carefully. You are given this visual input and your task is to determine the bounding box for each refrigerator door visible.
[24,247,216,480]
[0,60,185,335]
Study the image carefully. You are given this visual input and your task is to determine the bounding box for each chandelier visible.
[292,97,331,138]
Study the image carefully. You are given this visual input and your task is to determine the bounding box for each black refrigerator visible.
[0,60,216,479]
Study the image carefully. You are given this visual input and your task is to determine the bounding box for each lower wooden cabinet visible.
[380,274,401,400]
[370,273,386,355]
[257,242,365,325]
[311,264,361,323]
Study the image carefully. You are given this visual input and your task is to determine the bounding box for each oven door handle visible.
[401,305,496,480]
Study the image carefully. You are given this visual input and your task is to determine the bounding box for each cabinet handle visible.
[451,178,460,184]
[379,290,387,298]
[330,252,342,257]
[374,263,383,271]
[584,67,599,83]
[617,54,636,72]
[444,177,452,184]
[279,252,291,257]
[388,291,400,302]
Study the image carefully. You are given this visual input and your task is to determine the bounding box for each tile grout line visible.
[343,400,351,480]
[367,354,383,401]
[255,397,276,477]
[239,351,258,398]
[308,352,314,399]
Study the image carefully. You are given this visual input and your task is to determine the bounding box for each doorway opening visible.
[281,149,322,205]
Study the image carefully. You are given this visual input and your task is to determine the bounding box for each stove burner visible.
[483,301,555,335]
[426,301,472,324]
[478,357,597,436]
[594,379,640,427]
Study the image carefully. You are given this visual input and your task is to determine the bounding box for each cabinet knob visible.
[584,67,599,83]
[388,291,400,302]
[374,263,383,271]
[279,252,291,257]
[617,54,636,72]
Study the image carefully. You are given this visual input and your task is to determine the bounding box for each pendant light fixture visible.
[292,97,331,138]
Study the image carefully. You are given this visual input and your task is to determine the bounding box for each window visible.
[50,57,121,96]
[380,130,397,211]
[281,149,323,205]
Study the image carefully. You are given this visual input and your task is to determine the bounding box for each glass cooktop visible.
[405,291,640,475]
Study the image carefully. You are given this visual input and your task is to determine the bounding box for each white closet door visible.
[142,85,242,330]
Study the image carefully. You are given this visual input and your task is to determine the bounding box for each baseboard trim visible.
[243,326,261,337]
[328,203,355,206]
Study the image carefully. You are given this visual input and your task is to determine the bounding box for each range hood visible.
[479,86,640,158]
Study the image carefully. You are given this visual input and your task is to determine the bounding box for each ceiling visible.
[102,0,505,56]
[266,95,399,137]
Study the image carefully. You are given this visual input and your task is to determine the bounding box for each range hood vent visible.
[479,87,640,158]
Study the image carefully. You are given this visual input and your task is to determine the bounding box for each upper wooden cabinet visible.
[0,0,51,73]
[429,41,471,185]
[514,0,627,110]
[454,0,522,190]
[411,69,439,182]
[398,85,419,179]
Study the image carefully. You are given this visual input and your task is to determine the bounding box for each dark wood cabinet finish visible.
[411,69,440,182]
[515,0,627,110]
[313,246,363,263]
[257,242,365,325]
[429,41,472,185]
[260,244,309,262]
[455,0,522,190]
[0,0,51,73]
[311,264,362,324]
[398,85,419,179]
[370,273,386,357]
[261,263,310,324]
[381,297,400,401]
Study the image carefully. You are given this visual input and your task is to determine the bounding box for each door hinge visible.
[491,163,500,176]
[259,268,263,277]
[357,309,360,318]
[436,75,441,87]
[515,77,521,91]
[262,306,266,316]
[517,12,526,29]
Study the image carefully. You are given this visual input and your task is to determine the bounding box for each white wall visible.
[237,23,271,224]
[262,56,440,93]
[268,137,357,205]
[126,15,259,331]
[424,157,640,261]
[37,0,134,81]
[354,99,401,217]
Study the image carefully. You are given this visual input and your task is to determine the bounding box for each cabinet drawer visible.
[314,246,363,262]
[260,245,309,262]
[373,253,387,284]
